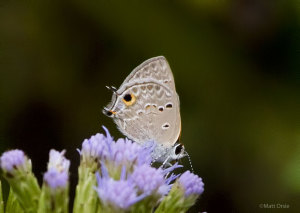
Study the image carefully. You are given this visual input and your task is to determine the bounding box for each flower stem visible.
[5,187,24,213]
[73,166,100,213]
[155,183,186,213]
[0,181,4,213]
[37,184,69,213]
[4,170,40,213]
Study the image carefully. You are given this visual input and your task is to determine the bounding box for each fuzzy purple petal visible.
[130,164,165,195]
[44,168,68,189]
[0,149,26,172]
[178,171,204,197]
[96,177,143,210]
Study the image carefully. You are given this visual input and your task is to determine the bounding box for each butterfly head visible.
[161,143,193,173]
[170,143,186,160]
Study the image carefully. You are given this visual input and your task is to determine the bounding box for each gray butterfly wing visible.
[119,56,176,93]
[105,56,181,148]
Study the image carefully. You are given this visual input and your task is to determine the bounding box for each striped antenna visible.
[185,151,194,173]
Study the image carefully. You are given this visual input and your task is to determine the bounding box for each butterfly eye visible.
[122,93,136,106]
[175,144,183,155]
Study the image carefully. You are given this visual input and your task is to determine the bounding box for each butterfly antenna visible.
[185,151,194,173]
[105,86,117,93]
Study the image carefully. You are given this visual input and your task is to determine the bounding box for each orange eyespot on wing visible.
[122,93,136,106]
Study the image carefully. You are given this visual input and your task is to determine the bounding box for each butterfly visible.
[103,56,186,164]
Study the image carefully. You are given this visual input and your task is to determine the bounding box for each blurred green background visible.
[1,0,300,212]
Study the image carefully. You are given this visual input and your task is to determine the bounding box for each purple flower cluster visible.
[80,133,110,163]
[80,126,204,211]
[86,127,181,210]
[109,138,145,165]
[178,171,204,197]
[0,149,27,173]
[44,168,68,189]
[96,163,170,210]
[130,164,166,195]
[79,127,152,169]
[43,150,70,189]
[96,174,145,210]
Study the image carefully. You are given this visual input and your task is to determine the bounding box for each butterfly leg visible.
[160,156,172,170]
